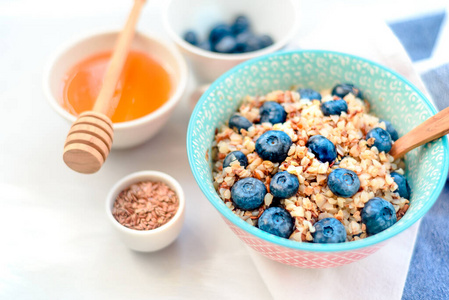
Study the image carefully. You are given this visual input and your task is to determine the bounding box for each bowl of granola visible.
[186,50,449,268]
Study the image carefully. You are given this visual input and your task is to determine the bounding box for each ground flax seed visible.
[112,181,179,231]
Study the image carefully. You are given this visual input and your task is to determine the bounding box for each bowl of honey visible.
[44,30,188,149]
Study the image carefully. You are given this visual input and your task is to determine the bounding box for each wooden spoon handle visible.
[390,106,449,159]
[93,0,146,116]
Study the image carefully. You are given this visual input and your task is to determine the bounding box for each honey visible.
[61,50,171,123]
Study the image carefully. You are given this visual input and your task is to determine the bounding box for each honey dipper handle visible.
[63,0,146,174]
[390,106,449,159]
[93,0,147,115]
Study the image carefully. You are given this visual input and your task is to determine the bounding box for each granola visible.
[212,89,409,242]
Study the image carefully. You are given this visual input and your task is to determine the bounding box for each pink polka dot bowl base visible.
[186,50,449,268]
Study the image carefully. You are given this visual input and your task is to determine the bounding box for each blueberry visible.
[312,218,346,243]
[229,113,252,133]
[331,83,362,98]
[361,197,397,235]
[233,47,244,54]
[270,171,299,199]
[209,23,232,45]
[214,35,237,53]
[259,35,274,48]
[298,88,322,101]
[255,130,292,163]
[321,99,348,116]
[231,15,251,35]
[327,168,360,198]
[234,31,265,53]
[244,35,262,52]
[366,127,392,153]
[223,151,248,169]
[231,177,266,210]
[183,30,199,45]
[390,172,411,199]
[380,120,399,141]
[306,135,337,164]
[259,101,287,124]
[198,40,212,51]
[233,31,253,53]
[257,207,294,238]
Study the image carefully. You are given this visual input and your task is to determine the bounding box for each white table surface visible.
[1,1,447,299]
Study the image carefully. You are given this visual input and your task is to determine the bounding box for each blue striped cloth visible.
[388,11,449,300]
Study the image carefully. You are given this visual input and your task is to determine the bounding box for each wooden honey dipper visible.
[63,0,146,174]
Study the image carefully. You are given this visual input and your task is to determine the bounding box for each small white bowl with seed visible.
[106,170,185,252]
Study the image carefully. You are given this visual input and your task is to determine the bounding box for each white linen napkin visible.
[247,9,429,300]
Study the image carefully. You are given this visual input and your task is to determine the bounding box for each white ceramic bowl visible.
[106,170,185,252]
[44,30,188,149]
[163,0,299,83]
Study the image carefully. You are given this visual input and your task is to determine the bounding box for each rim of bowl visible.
[43,29,188,130]
[106,170,185,235]
[162,0,300,61]
[187,49,449,252]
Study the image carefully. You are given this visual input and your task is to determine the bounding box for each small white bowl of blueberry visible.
[163,0,299,83]
[183,16,275,55]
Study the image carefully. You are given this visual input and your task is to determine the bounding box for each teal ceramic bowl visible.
[187,50,449,268]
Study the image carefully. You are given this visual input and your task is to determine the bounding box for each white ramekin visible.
[106,170,185,252]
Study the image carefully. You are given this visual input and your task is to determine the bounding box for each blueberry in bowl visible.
[229,113,252,133]
[242,34,264,52]
[331,83,362,98]
[231,177,266,210]
[223,151,248,168]
[390,172,411,199]
[259,101,287,124]
[306,135,337,164]
[298,88,322,101]
[231,15,251,35]
[313,218,347,243]
[380,119,399,141]
[234,32,254,53]
[362,197,397,235]
[327,168,360,198]
[198,40,212,51]
[209,23,232,45]
[321,99,348,116]
[258,207,295,239]
[258,35,274,48]
[255,130,292,163]
[366,127,393,153]
[214,36,238,54]
[183,30,199,46]
[270,171,299,199]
